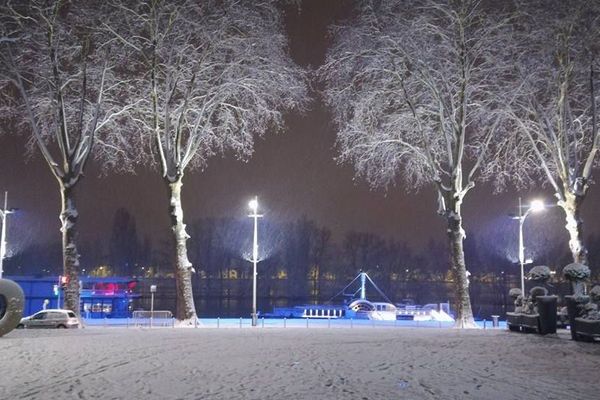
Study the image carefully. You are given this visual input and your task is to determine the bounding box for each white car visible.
[18,309,79,329]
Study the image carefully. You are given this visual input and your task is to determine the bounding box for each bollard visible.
[483,319,487,329]
[240,317,242,328]
[217,317,220,328]
[261,317,265,328]
[172,317,175,328]
[306,318,309,328]
[394,319,397,328]
[194,318,198,328]
[328,317,331,328]
[491,315,500,328]
[284,317,287,328]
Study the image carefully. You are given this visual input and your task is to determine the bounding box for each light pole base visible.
[251,313,258,327]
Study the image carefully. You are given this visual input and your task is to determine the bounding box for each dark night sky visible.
[0,0,599,264]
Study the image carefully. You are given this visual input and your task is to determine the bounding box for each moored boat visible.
[270,272,454,322]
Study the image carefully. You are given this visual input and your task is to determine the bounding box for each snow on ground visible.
[1,325,599,400]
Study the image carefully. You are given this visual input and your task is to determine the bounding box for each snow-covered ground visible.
[1,326,599,400]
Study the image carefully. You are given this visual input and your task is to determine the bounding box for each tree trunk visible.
[560,191,588,265]
[445,204,477,329]
[167,178,197,322]
[316,264,321,303]
[571,280,585,296]
[60,183,80,316]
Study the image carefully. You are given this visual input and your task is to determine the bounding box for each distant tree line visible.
[6,209,600,301]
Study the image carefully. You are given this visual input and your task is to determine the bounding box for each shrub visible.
[589,285,600,303]
[508,288,522,299]
[582,303,600,320]
[529,286,548,301]
[562,263,591,281]
[528,265,551,282]
[584,310,600,320]
[563,263,591,296]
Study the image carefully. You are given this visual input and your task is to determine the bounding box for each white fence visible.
[132,310,174,327]
[81,316,505,329]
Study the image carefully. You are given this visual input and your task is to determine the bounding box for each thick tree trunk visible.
[167,178,197,322]
[560,191,588,265]
[446,206,477,329]
[59,183,80,316]
[571,280,585,296]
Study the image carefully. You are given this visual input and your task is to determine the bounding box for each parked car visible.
[17,309,79,329]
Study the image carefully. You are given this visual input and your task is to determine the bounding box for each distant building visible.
[6,276,140,318]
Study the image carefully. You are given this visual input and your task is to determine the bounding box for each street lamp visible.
[150,284,157,328]
[248,196,263,327]
[513,197,546,297]
[0,191,17,279]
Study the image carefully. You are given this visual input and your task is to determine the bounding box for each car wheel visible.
[57,324,67,329]
[0,279,25,337]
[16,324,24,329]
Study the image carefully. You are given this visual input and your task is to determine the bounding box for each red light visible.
[61,276,68,284]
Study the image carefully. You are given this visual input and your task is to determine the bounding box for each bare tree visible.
[0,0,134,315]
[319,0,515,328]
[109,208,139,276]
[309,226,332,301]
[104,0,307,322]
[283,217,313,299]
[503,0,600,264]
[343,231,386,274]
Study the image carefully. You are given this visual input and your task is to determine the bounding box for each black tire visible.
[16,324,24,329]
[0,279,25,337]
[57,324,67,329]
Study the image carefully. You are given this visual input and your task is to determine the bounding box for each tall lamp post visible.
[150,284,157,328]
[0,191,17,279]
[514,197,546,297]
[248,197,263,327]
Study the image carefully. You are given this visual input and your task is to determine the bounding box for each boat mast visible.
[360,272,366,300]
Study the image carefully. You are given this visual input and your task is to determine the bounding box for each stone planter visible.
[506,312,540,333]
[520,314,540,333]
[565,295,590,341]
[506,312,522,331]
[506,296,557,335]
[574,318,600,341]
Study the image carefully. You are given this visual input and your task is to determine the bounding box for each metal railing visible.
[81,316,506,330]
[132,310,173,327]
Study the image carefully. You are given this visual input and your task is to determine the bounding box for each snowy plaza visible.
[1,325,599,400]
